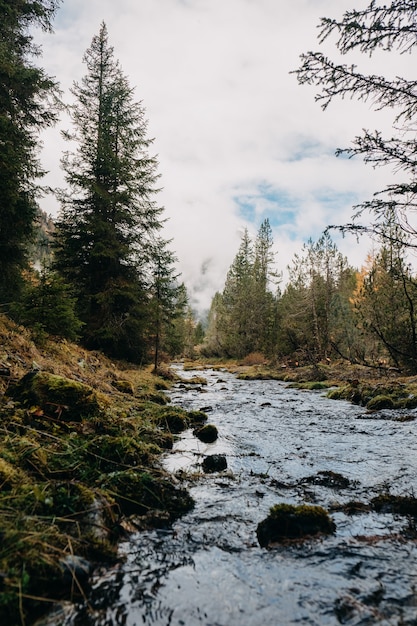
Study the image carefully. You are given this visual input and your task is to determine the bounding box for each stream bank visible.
[48,365,417,626]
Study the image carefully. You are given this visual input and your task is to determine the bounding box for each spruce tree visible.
[54,23,169,362]
[0,0,60,304]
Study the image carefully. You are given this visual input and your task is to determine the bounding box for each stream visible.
[50,366,417,625]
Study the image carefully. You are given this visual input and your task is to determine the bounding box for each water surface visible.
[55,367,417,625]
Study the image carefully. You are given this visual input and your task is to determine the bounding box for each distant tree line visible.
[203,224,417,373]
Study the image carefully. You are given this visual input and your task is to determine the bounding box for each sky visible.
[36,0,411,313]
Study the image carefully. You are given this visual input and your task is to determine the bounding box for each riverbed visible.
[55,366,417,625]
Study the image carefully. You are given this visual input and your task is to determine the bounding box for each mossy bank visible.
[0,315,197,626]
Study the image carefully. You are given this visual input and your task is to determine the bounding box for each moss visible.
[366,394,395,410]
[101,470,194,520]
[194,423,218,443]
[184,376,208,386]
[187,410,208,426]
[150,405,190,433]
[289,381,330,390]
[112,379,135,394]
[86,436,160,473]
[371,494,417,516]
[256,503,336,547]
[401,395,417,409]
[326,381,413,410]
[326,387,346,400]
[8,371,102,421]
[0,456,27,489]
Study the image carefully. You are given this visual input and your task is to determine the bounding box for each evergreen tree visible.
[0,0,60,304]
[204,221,278,358]
[217,228,255,357]
[252,218,279,354]
[148,238,185,369]
[12,266,83,342]
[295,2,417,246]
[54,23,169,362]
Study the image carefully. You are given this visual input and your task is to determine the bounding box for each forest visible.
[2,1,417,374]
[4,2,417,624]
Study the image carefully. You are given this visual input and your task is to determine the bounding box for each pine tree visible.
[0,0,60,304]
[148,237,185,369]
[204,222,278,358]
[54,23,169,362]
[252,218,279,355]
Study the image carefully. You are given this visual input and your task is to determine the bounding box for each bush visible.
[242,352,266,366]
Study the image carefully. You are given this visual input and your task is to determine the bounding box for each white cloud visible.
[36,0,408,313]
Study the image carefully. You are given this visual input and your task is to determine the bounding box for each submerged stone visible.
[303,470,350,489]
[202,454,227,473]
[371,494,417,516]
[256,503,336,547]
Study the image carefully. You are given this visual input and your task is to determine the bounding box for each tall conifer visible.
[0,0,60,304]
[54,23,170,361]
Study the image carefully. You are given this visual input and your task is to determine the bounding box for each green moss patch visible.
[194,423,218,443]
[256,504,336,547]
[101,470,194,520]
[326,380,417,410]
[371,494,417,516]
[8,371,102,421]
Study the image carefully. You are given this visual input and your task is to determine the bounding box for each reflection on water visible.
[52,367,417,625]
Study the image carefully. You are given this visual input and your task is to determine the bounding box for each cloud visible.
[36,0,407,313]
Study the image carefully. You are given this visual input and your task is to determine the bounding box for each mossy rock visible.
[101,470,194,520]
[194,423,218,443]
[326,386,348,400]
[151,406,190,433]
[187,410,208,427]
[141,391,168,405]
[371,494,417,516]
[202,454,227,473]
[7,371,101,421]
[256,503,336,547]
[185,376,208,386]
[366,395,395,410]
[112,379,135,395]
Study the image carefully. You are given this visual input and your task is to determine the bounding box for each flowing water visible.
[49,367,417,625]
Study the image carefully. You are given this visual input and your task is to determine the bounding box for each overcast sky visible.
[37,0,409,313]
